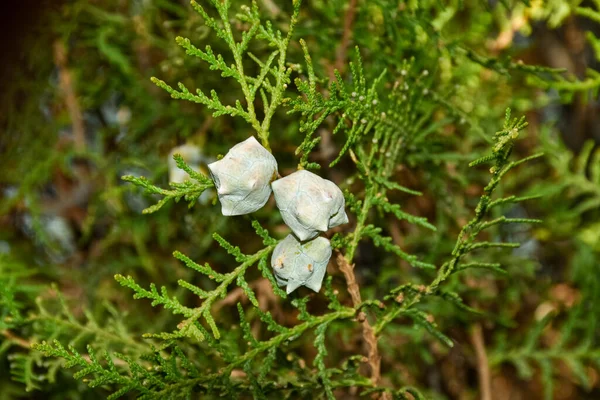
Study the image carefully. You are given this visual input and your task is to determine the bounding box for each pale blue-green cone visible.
[271,234,332,294]
[208,136,278,216]
[272,170,348,241]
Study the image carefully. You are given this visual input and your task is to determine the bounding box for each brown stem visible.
[333,0,359,75]
[2,329,31,349]
[470,323,492,400]
[213,286,246,312]
[53,40,86,152]
[319,0,360,169]
[336,252,384,393]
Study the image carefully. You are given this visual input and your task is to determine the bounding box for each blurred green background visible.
[1,0,599,398]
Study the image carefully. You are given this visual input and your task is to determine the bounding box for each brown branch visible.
[333,0,359,75]
[337,252,362,306]
[336,252,384,396]
[212,278,282,314]
[53,40,86,151]
[470,323,492,400]
[213,286,246,312]
[2,329,32,349]
[196,115,214,139]
[319,0,360,169]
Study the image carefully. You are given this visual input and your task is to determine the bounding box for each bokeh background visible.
[1,0,599,399]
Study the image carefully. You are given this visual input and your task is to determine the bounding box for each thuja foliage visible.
[2,0,600,399]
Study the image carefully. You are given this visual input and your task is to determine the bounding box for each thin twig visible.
[1,329,32,349]
[470,323,492,400]
[333,0,359,74]
[336,252,384,393]
[213,286,246,312]
[196,115,214,138]
[53,41,86,151]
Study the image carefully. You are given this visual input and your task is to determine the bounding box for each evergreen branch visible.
[576,6,600,24]
[313,322,335,400]
[114,276,196,318]
[361,225,435,269]
[372,175,422,195]
[291,47,385,168]
[8,352,42,392]
[249,50,278,97]
[122,156,213,214]
[212,233,247,262]
[189,1,225,39]
[405,310,454,348]
[251,220,277,246]
[377,109,540,334]
[587,31,600,61]
[172,251,226,282]
[177,280,209,299]
[323,276,344,312]
[291,297,312,321]
[150,77,251,121]
[33,291,150,354]
[257,1,301,144]
[255,308,288,334]
[372,195,436,231]
[256,255,287,299]
[438,291,483,315]
[206,0,264,140]
[172,154,211,185]
[299,39,316,97]
[258,347,277,384]
[527,69,600,95]
[466,242,521,252]
[457,45,566,76]
[116,245,273,341]
[490,309,600,399]
[236,274,259,308]
[235,3,261,54]
[148,307,355,397]
[237,303,258,347]
[456,262,507,274]
[11,1,600,399]
[478,216,542,232]
[488,194,543,209]
[388,283,425,297]
[33,342,153,399]
[175,37,238,79]
[151,0,302,151]
[16,286,150,391]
